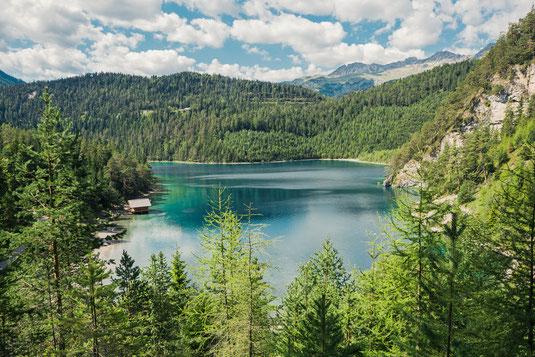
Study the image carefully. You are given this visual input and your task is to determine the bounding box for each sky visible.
[0,0,533,83]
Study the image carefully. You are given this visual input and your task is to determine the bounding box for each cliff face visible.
[386,63,535,188]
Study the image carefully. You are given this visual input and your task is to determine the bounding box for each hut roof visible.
[128,198,152,208]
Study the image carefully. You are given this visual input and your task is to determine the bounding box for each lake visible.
[99,160,396,295]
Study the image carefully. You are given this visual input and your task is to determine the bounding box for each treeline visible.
[0,61,474,163]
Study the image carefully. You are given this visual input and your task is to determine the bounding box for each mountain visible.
[0,70,24,86]
[329,51,464,77]
[0,60,474,163]
[288,50,476,97]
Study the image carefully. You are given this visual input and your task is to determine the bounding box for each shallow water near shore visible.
[99,160,396,295]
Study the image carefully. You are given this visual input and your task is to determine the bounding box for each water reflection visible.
[100,160,396,295]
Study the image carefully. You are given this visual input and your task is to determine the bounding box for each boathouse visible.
[128,198,152,214]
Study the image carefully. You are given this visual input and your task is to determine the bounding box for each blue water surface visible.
[100,160,396,295]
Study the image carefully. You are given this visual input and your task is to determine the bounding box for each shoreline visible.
[149,158,389,166]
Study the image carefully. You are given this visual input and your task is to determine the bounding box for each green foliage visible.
[66,253,119,356]
[276,239,358,356]
[0,62,473,163]
[194,189,275,356]
[113,249,141,299]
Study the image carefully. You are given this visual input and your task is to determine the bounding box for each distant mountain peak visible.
[329,51,465,77]
[425,51,464,61]
[285,50,468,97]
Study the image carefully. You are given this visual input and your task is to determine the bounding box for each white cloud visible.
[169,0,240,17]
[389,1,443,50]
[1,0,533,83]
[87,32,196,76]
[231,14,345,48]
[266,0,412,23]
[242,44,271,60]
[451,0,533,45]
[0,0,101,48]
[80,0,164,24]
[0,45,89,81]
[198,59,322,82]
[132,13,230,48]
[444,46,478,56]
[231,13,351,66]
[305,42,425,67]
[89,48,196,76]
[289,54,302,64]
[231,13,425,67]
[0,31,196,81]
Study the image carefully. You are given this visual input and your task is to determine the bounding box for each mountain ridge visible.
[288,47,491,97]
[0,70,24,86]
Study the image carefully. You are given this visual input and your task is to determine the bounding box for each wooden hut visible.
[127,198,152,214]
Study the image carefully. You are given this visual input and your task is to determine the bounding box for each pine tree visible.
[277,239,353,356]
[113,249,141,299]
[67,253,118,356]
[197,187,243,355]
[14,88,97,354]
[387,173,443,354]
[142,252,174,355]
[196,190,274,356]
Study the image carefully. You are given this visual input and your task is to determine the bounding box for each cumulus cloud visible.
[231,14,345,48]
[242,44,271,60]
[451,0,533,46]
[85,32,196,76]
[231,13,425,67]
[306,43,425,67]
[169,0,240,17]
[266,0,412,23]
[0,0,101,48]
[389,8,443,50]
[134,13,230,48]
[1,0,534,82]
[89,48,196,76]
[80,0,163,23]
[0,31,196,80]
[0,45,89,81]
[198,59,322,82]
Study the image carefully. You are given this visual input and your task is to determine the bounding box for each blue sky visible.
[0,0,533,82]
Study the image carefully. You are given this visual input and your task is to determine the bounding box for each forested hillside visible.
[0,70,24,86]
[0,61,474,163]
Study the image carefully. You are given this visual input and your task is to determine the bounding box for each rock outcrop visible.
[387,63,535,187]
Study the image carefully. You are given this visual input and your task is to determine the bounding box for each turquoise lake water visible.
[99,160,396,294]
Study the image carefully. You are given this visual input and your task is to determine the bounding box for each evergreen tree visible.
[67,253,118,356]
[142,251,174,355]
[114,249,141,299]
[14,88,97,354]
[277,239,355,356]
